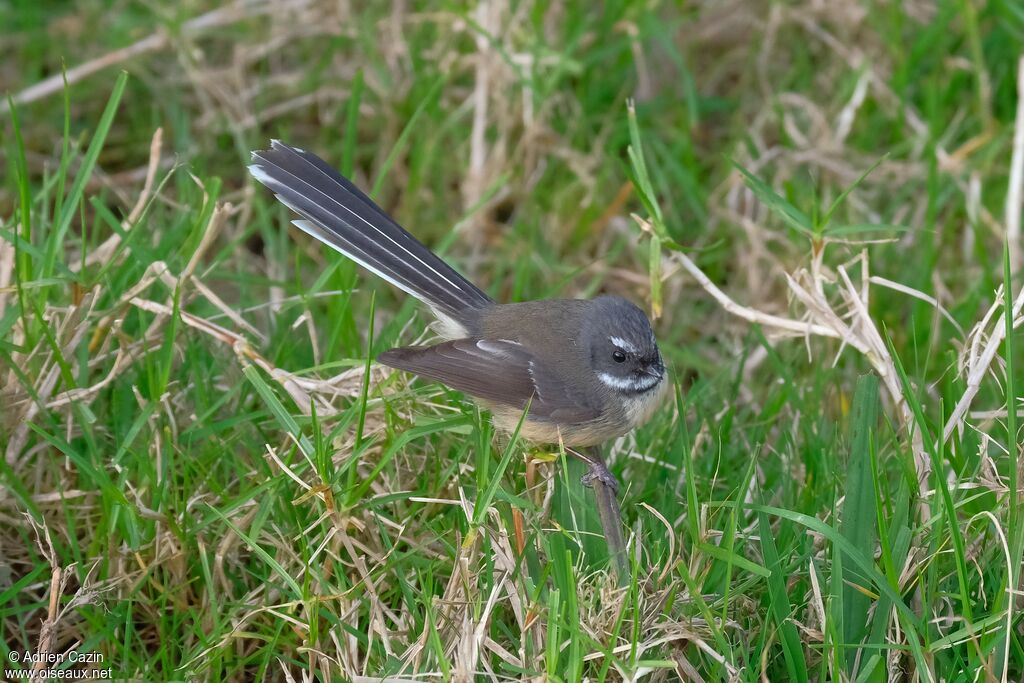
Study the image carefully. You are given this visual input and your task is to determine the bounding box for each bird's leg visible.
[575,445,629,580]
[579,456,620,495]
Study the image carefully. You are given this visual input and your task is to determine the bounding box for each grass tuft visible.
[2,1,1023,680]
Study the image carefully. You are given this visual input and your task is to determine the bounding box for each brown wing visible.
[377,339,600,424]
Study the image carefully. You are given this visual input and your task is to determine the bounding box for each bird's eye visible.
[612,350,627,363]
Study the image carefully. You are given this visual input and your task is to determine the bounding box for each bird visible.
[248,140,667,490]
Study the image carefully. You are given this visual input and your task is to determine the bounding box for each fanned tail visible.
[248,141,493,327]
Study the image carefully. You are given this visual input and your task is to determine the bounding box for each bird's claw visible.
[581,462,620,496]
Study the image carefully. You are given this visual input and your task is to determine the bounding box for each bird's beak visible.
[644,360,665,379]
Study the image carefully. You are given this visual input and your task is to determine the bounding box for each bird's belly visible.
[488,411,625,447]
[486,402,655,447]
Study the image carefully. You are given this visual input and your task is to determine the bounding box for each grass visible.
[2,0,1024,680]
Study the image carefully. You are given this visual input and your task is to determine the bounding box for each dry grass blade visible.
[661,221,933,486]
[0,2,275,114]
[944,283,1024,442]
[70,127,164,273]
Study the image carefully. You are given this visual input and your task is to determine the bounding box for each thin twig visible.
[0,3,270,114]
[29,518,61,674]
[667,244,844,340]
[574,446,629,581]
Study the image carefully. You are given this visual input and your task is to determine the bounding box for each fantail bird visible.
[248,141,667,485]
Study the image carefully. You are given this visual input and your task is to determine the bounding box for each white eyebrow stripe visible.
[609,336,638,353]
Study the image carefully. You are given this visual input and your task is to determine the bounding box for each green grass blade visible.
[341,69,364,177]
[208,506,302,596]
[729,159,813,236]
[839,374,881,670]
[757,510,809,682]
[43,70,128,280]
[370,76,445,197]
[242,364,315,460]
[735,501,929,670]
[885,333,974,628]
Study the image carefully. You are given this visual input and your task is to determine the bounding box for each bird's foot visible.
[580,461,620,496]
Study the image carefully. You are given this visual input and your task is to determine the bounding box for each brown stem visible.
[574,446,629,580]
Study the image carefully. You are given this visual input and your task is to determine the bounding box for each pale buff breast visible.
[622,375,670,430]
[484,377,669,448]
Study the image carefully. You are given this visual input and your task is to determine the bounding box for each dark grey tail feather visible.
[248,141,493,323]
